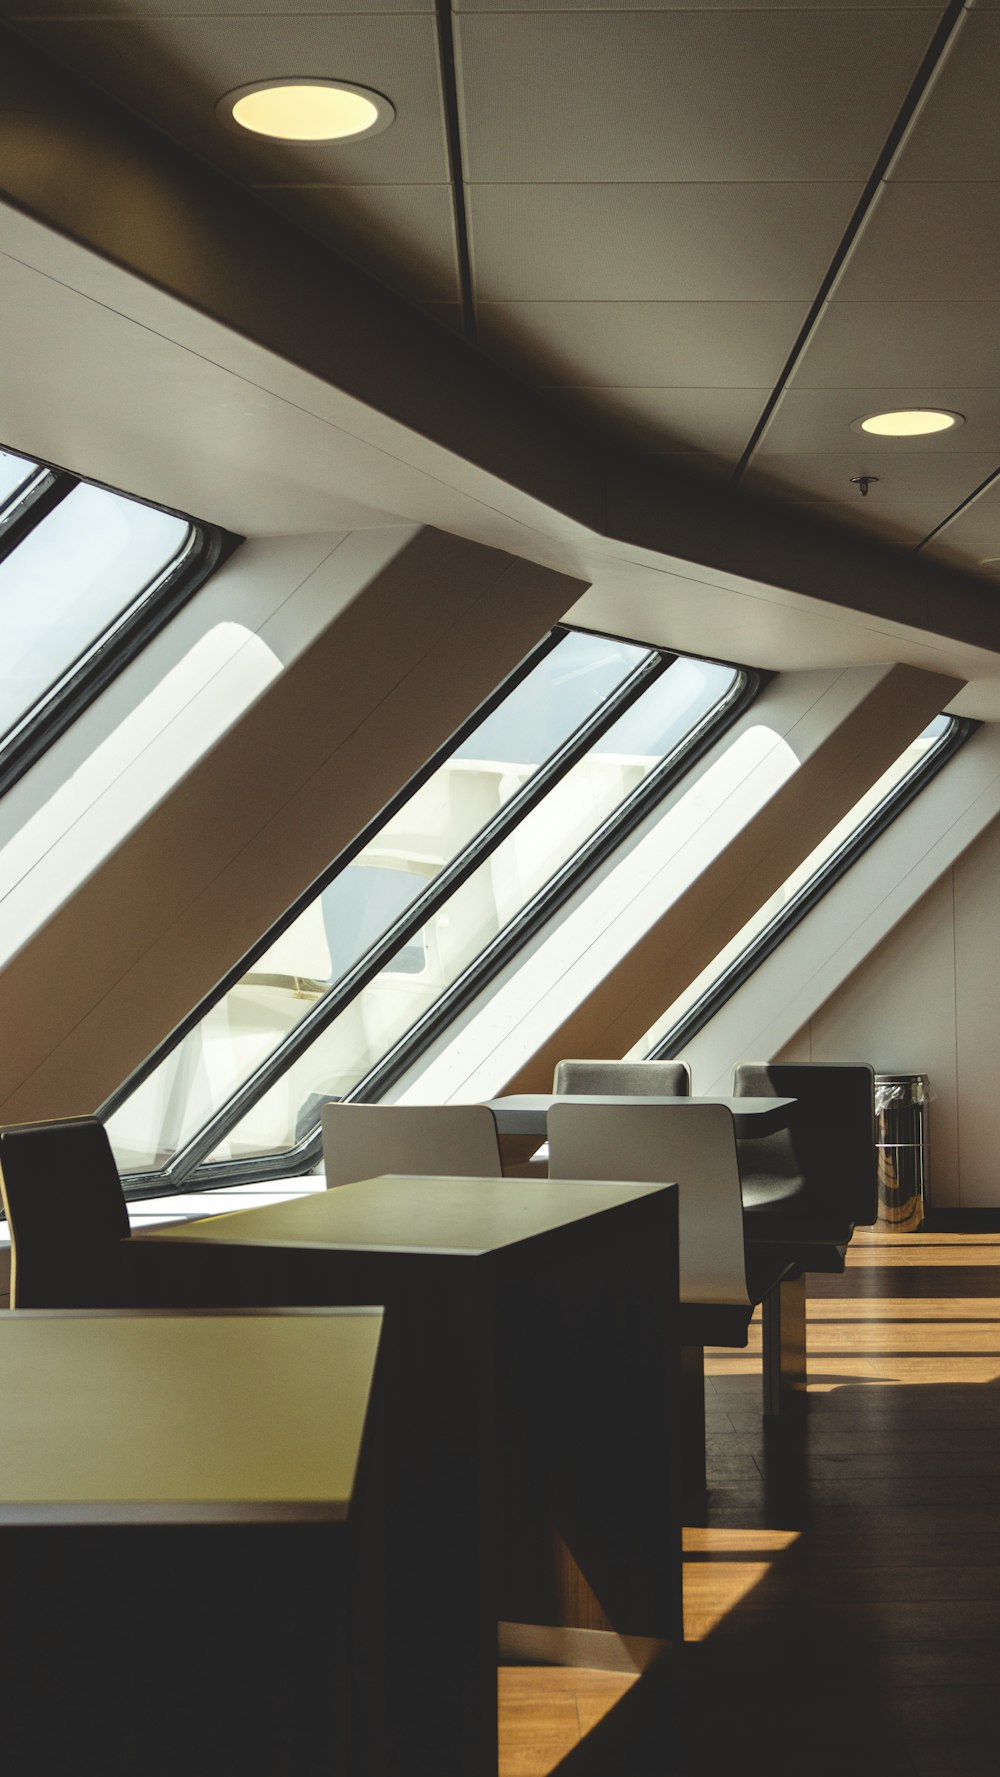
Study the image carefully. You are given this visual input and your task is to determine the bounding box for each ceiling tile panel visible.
[15,15,449,185]
[478,301,809,388]
[641,451,736,480]
[752,498,929,546]
[456,1,946,10]
[253,185,459,301]
[0,39,75,108]
[456,11,939,184]
[922,477,1000,571]
[789,302,1000,389]
[758,387,1000,456]
[742,449,1000,540]
[417,303,465,336]
[6,1,432,15]
[890,12,1000,180]
[834,183,1000,302]
[468,182,863,303]
[543,386,769,456]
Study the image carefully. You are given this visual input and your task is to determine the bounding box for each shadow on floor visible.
[545,1254,1000,1777]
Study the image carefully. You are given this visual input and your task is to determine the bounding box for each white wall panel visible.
[953,818,1000,1207]
[769,810,1000,1210]
[795,873,960,1208]
[684,723,1000,1098]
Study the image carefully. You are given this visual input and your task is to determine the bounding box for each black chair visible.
[729,1064,876,1441]
[553,1057,692,1096]
[0,1116,131,1308]
[733,1062,877,1261]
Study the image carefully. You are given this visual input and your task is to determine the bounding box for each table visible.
[486,1092,797,1138]
[0,1307,383,1776]
[126,1173,682,1777]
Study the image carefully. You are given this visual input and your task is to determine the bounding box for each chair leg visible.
[680,1343,707,1517]
[761,1273,807,1419]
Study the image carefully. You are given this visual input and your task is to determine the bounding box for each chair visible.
[553,1058,692,1097]
[547,1100,797,1505]
[0,1116,131,1309]
[320,1101,503,1189]
[732,1062,877,1256]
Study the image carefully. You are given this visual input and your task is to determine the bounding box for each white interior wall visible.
[778,814,1000,1211]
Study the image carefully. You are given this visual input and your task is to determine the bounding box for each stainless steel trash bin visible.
[874,1073,929,1230]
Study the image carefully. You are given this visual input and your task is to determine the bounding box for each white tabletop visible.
[0,1307,382,1525]
[132,1172,675,1259]
[485,1094,796,1136]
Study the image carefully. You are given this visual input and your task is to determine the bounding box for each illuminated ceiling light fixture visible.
[853,409,964,438]
[221,79,395,142]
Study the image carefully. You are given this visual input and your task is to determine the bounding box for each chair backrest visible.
[0,1116,130,1309]
[547,1101,749,1307]
[732,1062,877,1226]
[552,1058,692,1097]
[320,1102,503,1189]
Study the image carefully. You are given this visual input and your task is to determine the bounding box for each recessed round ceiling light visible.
[220,79,394,143]
[852,409,964,438]
[980,557,1000,570]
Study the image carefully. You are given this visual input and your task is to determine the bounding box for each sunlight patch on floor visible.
[497,1667,636,1777]
[683,1527,800,1553]
[682,1528,801,1640]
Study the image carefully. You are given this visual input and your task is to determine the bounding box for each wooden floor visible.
[498,1229,1000,1776]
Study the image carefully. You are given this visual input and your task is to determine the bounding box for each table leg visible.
[369,1260,499,1777]
[496,1194,683,1668]
[762,1271,807,1418]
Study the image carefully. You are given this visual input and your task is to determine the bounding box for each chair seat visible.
[746,1210,855,1242]
[740,1171,810,1215]
[744,1242,798,1307]
[681,1244,797,1348]
[741,1168,856,1244]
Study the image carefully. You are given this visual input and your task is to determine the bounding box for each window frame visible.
[647,711,976,1062]
[103,631,760,1193]
[0,445,236,799]
[99,626,566,1147]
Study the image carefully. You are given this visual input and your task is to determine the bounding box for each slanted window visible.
[0,445,226,796]
[638,712,972,1060]
[0,447,40,513]
[104,629,753,1186]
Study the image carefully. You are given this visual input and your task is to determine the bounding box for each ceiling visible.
[2,0,999,583]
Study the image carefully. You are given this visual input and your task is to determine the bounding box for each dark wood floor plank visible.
[498,1228,1000,1774]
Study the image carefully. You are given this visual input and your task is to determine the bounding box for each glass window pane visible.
[453,629,647,763]
[0,483,189,741]
[107,628,652,1168]
[199,658,739,1165]
[0,448,38,514]
[636,714,954,1057]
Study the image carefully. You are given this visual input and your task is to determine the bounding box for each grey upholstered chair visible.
[547,1099,796,1501]
[552,1058,692,1097]
[320,1101,503,1188]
